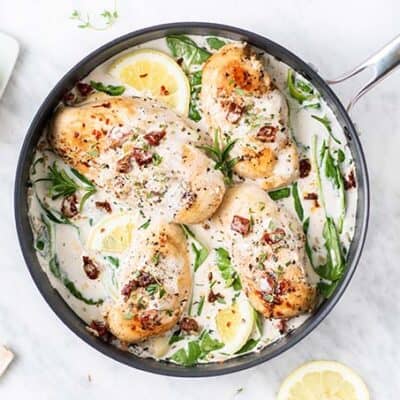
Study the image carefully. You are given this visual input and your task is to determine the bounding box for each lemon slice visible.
[277,361,370,400]
[109,49,190,115]
[215,299,254,354]
[87,213,135,253]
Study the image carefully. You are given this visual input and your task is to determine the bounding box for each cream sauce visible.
[27,35,357,364]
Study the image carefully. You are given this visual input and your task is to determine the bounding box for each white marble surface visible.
[1,0,399,398]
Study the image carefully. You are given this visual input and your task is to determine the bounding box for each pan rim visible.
[14,21,370,377]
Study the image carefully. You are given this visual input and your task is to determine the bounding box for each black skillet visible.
[14,22,400,377]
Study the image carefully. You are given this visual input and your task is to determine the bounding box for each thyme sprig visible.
[70,2,119,31]
[198,131,239,185]
[36,163,96,211]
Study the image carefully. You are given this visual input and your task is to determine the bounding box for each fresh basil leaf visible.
[269,187,291,201]
[170,348,188,365]
[235,338,260,354]
[292,182,304,221]
[90,80,125,96]
[215,248,242,290]
[206,37,226,50]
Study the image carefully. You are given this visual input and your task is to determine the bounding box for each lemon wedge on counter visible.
[277,361,370,400]
[109,49,190,115]
[215,299,254,354]
[87,213,135,253]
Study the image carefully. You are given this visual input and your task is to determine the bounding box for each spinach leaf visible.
[287,70,315,104]
[316,217,345,281]
[269,187,291,201]
[292,182,304,221]
[206,37,226,50]
[303,217,314,267]
[199,331,224,356]
[105,256,120,268]
[317,280,339,298]
[311,135,347,298]
[90,80,125,96]
[322,144,346,233]
[169,331,184,345]
[166,35,210,71]
[196,295,205,316]
[254,310,264,335]
[215,248,242,290]
[188,71,202,122]
[170,331,223,366]
[235,338,260,354]
[49,255,103,305]
[181,225,209,271]
[311,114,341,144]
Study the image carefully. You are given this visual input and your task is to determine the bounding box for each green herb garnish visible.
[311,135,346,298]
[292,182,304,221]
[322,143,346,232]
[70,4,119,31]
[170,331,223,366]
[197,295,205,316]
[269,187,291,201]
[235,338,260,354]
[311,114,341,144]
[166,35,210,71]
[215,248,241,290]
[105,256,120,268]
[50,255,103,305]
[138,219,151,230]
[198,131,239,185]
[181,225,209,272]
[206,37,226,50]
[188,71,202,122]
[152,153,163,166]
[90,80,125,96]
[303,217,314,267]
[287,70,315,104]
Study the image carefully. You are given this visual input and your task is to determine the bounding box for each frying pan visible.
[14,22,400,377]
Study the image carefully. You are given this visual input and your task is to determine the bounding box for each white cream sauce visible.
[27,35,357,364]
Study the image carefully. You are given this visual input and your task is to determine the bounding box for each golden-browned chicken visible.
[49,95,225,224]
[212,183,316,319]
[201,43,299,190]
[106,222,191,343]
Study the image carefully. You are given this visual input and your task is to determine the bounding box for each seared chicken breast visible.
[49,95,225,224]
[201,43,299,190]
[212,183,316,319]
[107,222,191,343]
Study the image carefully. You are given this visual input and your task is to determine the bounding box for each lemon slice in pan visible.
[215,298,254,354]
[277,360,370,400]
[109,49,190,115]
[87,213,135,253]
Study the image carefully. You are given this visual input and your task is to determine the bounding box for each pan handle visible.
[326,34,400,112]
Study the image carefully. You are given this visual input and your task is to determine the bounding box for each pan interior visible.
[15,22,369,377]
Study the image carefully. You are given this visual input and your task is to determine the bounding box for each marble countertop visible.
[1,0,399,398]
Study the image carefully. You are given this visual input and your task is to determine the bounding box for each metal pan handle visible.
[327,34,400,112]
